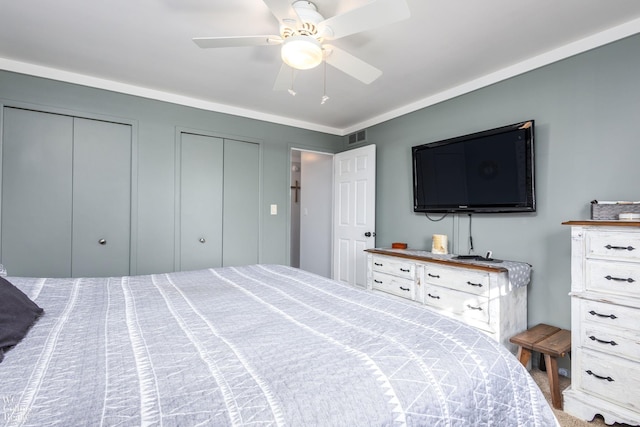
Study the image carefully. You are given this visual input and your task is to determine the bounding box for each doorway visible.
[290,149,333,277]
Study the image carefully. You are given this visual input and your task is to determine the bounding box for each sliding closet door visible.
[223,139,259,266]
[1,108,73,277]
[71,118,132,277]
[180,133,224,271]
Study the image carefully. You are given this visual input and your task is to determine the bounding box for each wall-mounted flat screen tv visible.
[412,120,535,213]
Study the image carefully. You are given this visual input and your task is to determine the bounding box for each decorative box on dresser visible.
[562,221,640,426]
[365,248,530,352]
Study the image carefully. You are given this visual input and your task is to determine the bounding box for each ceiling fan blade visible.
[261,0,300,24]
[323,45,382,84]
[193,35,282,49]
[319,0,410,40]
[272,63,298,92]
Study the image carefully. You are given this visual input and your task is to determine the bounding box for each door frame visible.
[288,146,334,274]
[289,144,376,284]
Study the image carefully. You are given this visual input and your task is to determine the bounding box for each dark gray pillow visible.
[0,276,44,362]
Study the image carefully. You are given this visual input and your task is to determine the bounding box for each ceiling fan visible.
[193,0,410,91]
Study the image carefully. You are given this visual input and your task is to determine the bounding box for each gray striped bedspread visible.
[1,265,558,426]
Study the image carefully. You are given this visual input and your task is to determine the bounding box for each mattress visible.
[0,264,558,426]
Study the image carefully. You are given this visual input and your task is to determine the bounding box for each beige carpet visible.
[530,368,633,427]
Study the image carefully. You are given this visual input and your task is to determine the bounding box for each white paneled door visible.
[332,144,376,287]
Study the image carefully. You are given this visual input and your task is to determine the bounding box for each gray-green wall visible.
[2,32,639,335]
[364,33,640,331]
[0,71,343,274]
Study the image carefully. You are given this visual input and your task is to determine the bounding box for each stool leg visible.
[517,347,532,367]
[544,354,562,410]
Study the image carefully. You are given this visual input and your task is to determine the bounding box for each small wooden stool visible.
[510,324,571,410]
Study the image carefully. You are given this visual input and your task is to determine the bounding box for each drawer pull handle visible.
[466,304,483,311]
[374,262,383,266]
[604,275,635,283]
[586,370,614,382]
[588,336,618,346]
[604,244,635,251]
[399,286,410,292]
[374,279,383,284]
[466,281,483,287]
[428,273,440,278]
[588,310,617,320]
[400,268,410,273]
[427,293,440,299]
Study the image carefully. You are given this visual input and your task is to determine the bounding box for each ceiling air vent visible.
[347,129,367,145]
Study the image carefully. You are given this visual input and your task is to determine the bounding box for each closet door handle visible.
[199,238,206,243]
[98,239,107,245]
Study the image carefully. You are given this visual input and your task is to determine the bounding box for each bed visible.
[1,264,557,426]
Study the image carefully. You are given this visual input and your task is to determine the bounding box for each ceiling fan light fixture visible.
[281,35,323,70]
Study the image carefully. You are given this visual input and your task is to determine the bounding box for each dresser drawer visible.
[423,284,489,323]
[578,349,640,412]
[586,230,640,262]
[372,271,415,299]
[371,256,415,280]
[423,265,490,297]
[578,299,640,330]
[586,259,640,298]
[581,322,640,362]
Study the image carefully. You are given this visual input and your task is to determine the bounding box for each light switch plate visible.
[270,204,277,215]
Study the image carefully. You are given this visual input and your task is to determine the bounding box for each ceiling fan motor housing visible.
[280,1,331,40]
[292,1,323,25]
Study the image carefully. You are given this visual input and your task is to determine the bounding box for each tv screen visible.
[412,120,535,213]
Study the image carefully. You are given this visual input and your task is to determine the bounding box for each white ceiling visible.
[1,0,640,135]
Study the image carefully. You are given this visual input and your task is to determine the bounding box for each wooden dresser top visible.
[563,220,640,227]
[365,248,512,273]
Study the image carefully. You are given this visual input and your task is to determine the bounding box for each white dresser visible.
[365,249,529,351]
[563,221,640,425]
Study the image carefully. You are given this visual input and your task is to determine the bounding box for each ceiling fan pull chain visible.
[321,60,329,104]
[288,66,296,96]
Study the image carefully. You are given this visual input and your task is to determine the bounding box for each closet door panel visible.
[223,139,260,266]
[71,118,132,277]
[1,108,73,277]
[180,133,223,271]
